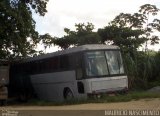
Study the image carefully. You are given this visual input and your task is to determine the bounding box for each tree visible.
[54,23,102,49]
[98,4,160,54]
[39,33,56,50]
[33,3,159,56]
[117,5,159,47]
[98,4,160,89]
[98,25,145,54]
[0,0,49,59]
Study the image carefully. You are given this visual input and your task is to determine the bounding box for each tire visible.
[64,89,74,100]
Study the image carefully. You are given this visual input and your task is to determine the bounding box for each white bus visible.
[10,44,128,101]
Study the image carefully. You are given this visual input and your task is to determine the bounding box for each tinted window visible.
[60,55,69,69]
[50,57,59,71]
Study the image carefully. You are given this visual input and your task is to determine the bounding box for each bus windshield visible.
[85,50,124,77]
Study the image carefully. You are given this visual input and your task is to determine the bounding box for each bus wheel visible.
[64,88,73,100]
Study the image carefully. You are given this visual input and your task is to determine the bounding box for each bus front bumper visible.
[87,87,128,97]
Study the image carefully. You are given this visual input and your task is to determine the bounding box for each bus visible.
[10,44,128,101]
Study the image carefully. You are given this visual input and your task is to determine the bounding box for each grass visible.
[19,91,160,106]
[148,80,160,88]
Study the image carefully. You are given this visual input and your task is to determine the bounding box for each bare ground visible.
[0,98,160,116]
[1,98,160,110]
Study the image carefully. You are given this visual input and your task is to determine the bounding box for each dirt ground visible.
[0,98,160,116]
[3,98,160,110]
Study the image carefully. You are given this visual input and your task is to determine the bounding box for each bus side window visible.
[75,53,83,80]
[69,53,83,80]
[60,55,69,70]
[49,57,59,71]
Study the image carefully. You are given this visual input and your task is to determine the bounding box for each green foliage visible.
[26,0,49,16]
[98,4,160,55]
[98,26,146,53]
[139,4,159,16]
[122,53,138,89]
[153,51,160,79]
[123,51,160,89]
[54,23,102,49]
[0,0,49,59]
[110,13,147,29]
[139,4,160,47]
[39,33,55,49]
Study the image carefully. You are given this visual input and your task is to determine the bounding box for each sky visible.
[33,0,160,52]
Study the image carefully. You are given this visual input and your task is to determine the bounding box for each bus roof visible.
[24,44,120,62]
